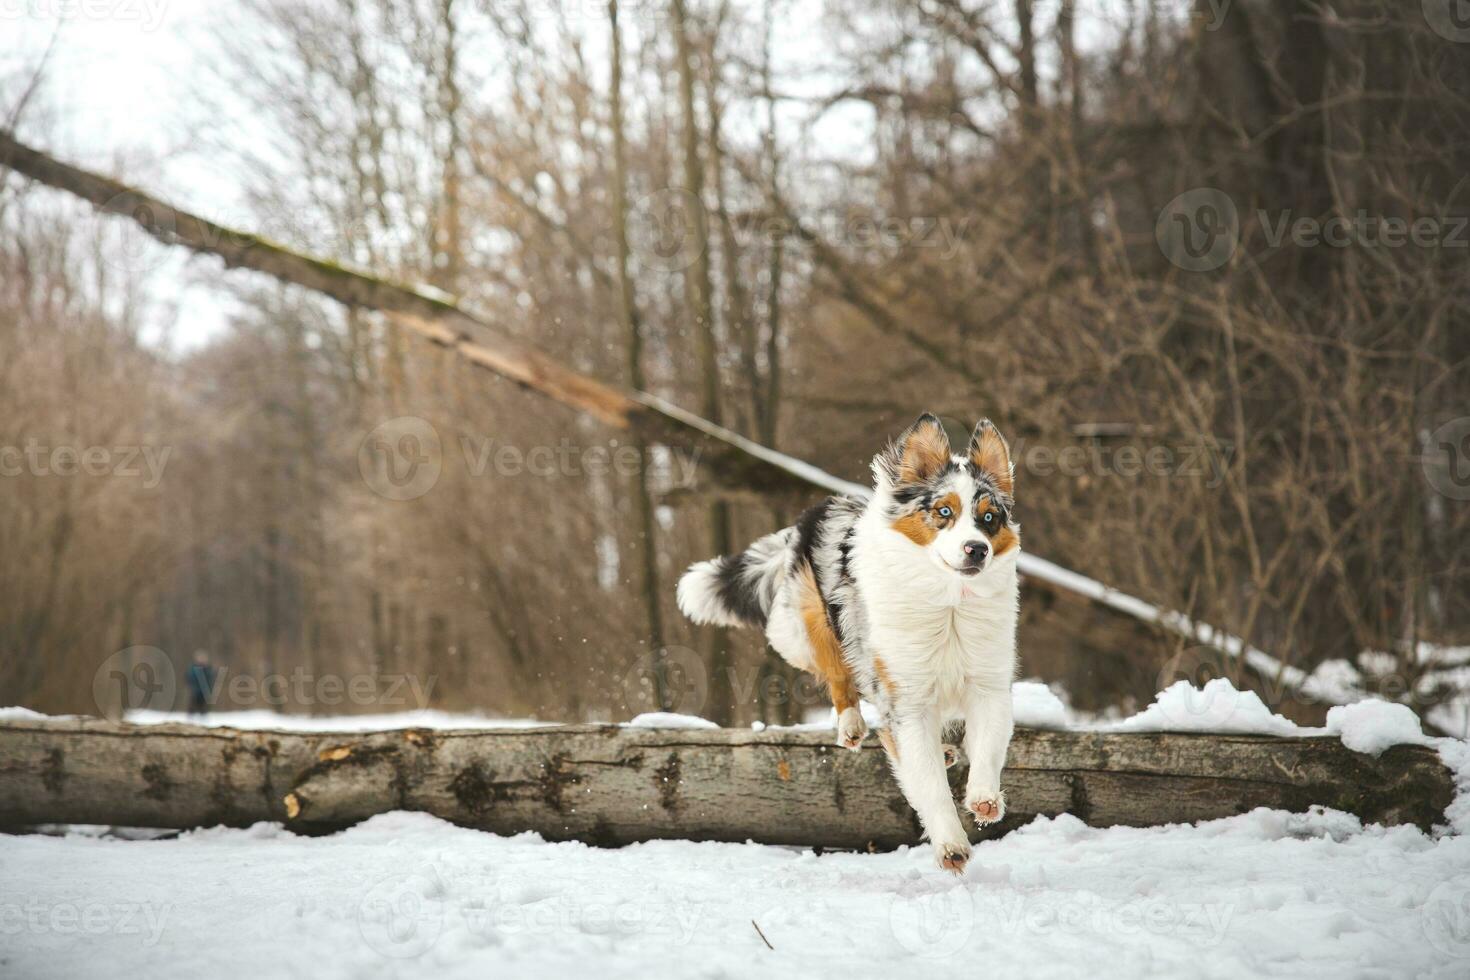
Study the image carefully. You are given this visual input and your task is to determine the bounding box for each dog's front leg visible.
[889,706,971,874]
[961,684,1013,826]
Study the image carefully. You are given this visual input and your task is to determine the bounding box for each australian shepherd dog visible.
[677,414,1019,874]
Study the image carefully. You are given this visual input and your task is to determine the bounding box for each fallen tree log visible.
[0,717,1454,847]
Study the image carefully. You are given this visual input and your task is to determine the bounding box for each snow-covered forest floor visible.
[5,680,1470,979]
[5,808,1470,978]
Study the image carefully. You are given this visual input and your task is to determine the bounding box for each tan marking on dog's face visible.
[797,563,860,714]
[932,492,960,529]
[974,495,1018,556]
[891,510,937,546]
[898,417,951,485]
[891,491,961,546]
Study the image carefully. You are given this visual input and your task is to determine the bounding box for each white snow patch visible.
[624,712,720,730]
[1304,658,1366,705]
[1105,679,1306,736]
[0,706,60,722]
[1437,738,1470,836]
[1323,700,1429,756]
[1010,681,1069,730]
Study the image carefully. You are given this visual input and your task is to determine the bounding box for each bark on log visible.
[0,717,1454,848]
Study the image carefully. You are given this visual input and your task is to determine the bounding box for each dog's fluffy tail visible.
[677,526,796,630]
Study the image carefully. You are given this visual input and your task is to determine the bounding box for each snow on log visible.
[0,717,1454,846]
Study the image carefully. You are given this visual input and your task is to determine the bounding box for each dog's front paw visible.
[836,706,867,750]
[935,839,971,875]
[942,743,959,768]
[965,790,1006,826]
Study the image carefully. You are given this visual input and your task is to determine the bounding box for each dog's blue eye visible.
[983,512,995,524]
[938,506,953,519]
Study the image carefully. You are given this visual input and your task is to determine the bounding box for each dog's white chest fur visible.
[854,512,1019,717]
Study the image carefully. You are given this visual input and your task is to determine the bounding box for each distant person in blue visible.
[186,651,215,717]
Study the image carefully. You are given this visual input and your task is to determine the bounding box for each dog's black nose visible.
[962,540,989,564]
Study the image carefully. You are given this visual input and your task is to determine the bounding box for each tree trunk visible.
[1015,0,1039,132]
[671,0,734,725]
[430,0,465,294]
[609,0,671,711]
[0,717,1453,847]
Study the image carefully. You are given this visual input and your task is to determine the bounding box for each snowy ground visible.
[5,683,1470,977]
[4,809,1470,978]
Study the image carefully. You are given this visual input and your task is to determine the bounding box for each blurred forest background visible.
[1,0,1468,728]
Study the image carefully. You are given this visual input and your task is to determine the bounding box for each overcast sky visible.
[4,0,253,351]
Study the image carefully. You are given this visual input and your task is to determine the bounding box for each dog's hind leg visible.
[880,728,957,767]
[878,726,899,759]
[880,728,958,768]
[796,565,866,749]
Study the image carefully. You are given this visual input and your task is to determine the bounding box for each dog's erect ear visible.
[876,413,952,487]
[967,418,1013,496]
